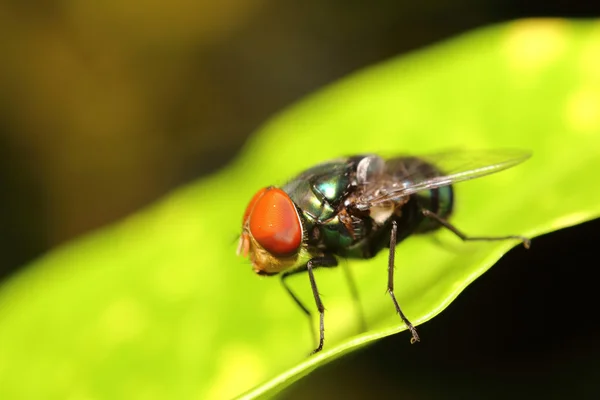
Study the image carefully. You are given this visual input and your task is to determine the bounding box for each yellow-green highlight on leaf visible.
[1,18,600,400]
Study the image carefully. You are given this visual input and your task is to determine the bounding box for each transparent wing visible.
[355,149,531,209]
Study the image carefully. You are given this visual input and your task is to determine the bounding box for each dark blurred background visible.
[1,0,599,398]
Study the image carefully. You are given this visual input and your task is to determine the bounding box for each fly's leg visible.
[388,220,420,344]
[281,265,314,348]
[341,261,367,333]
[421,209,531,249]
[281,255,338,355]
[306,255,338,354]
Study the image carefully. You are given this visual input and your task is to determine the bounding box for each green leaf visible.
[1,18,600,400]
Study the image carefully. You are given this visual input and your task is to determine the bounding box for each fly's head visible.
[238,187,306,275]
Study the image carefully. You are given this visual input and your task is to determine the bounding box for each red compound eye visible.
[247,187,302,256]
[242,187,268,225]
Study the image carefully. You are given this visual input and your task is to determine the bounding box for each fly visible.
[237,149,531,354]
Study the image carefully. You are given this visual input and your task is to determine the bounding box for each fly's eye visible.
[248,188,302,256]
[242,187,268,224]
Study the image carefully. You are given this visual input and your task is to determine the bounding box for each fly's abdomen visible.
[385,156,454,233]
[414,185,454,233]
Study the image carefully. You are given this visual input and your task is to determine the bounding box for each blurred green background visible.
[1,1,600,399]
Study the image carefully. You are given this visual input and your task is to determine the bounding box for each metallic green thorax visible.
[282,155,454,260]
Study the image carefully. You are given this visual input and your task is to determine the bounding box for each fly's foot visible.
[310,344,323,356]
[408,325,420,344]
